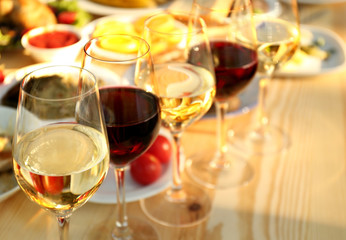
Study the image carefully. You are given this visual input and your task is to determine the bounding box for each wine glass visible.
[136,11,215,227]
[12,65,109,240]
[82,34,161,240]
[186,0,258,189]
[230,0,300,155]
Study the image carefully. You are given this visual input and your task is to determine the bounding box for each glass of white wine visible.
[230,0,300,155]
[137,11,216,228]
[12,65,109,240]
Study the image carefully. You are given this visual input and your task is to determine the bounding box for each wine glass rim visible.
[21,65,98,101]
[144,11,206,36]
[83,34,151,63]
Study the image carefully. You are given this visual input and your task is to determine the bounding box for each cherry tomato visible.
[42,176,64,195]
[146,135,172,164]
[130,153,162,185]
[58,11,77,25]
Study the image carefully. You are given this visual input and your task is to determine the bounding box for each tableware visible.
[186,0,258,189]
[229,0,300,155]
[137,11,215,227]
[82,34,161,240]
[277,25,346,77]
[21,24,86,63]
[12,65,109,240]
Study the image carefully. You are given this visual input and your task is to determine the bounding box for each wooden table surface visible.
[0,1,346,239]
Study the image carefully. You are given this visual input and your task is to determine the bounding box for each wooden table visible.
[0,1,346,239]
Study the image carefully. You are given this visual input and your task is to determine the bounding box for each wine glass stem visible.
[256,64,275,129]
[172,133,183,191]
[212,101,230,169]
[57,216,70,240]
[257,77,270,129]
[113,168,131,240]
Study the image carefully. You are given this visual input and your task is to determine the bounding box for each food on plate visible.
[92,20,137,37]
[0,0,56,50]
[90,0,172,8]
[48,0,92,27]
[281,28,333,72]
[28,30,80,48]
[4,0,57,30]
[91,14,184,55]
[130,134,172,185]
[0,0,90,50]
[146,135,172,164]
[1,81,20,108]
[130,153,162,185]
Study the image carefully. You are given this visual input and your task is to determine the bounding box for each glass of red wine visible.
[137,11,215,227]
[186,0,258,189]
[82,34,161,240]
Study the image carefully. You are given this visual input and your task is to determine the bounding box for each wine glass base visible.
[229,125,290,155]
[140,183,212,228]
[84,216,160,240]
[186,149,253,189]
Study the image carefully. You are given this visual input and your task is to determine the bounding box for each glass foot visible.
[186,148,253,189]
[84,216,160,240]
[140,183,212,228]
[229,125,290,155]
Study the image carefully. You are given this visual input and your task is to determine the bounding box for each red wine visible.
[210,41,258,101]
[99,87,161,167]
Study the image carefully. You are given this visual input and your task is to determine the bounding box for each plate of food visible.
[0,62,127,109]
[90,128,173,204]
[0,106,19,203]
[276,25,346,77]
[0,0,91,51]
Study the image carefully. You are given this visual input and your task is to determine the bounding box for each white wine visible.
[13,123,109,215]
[255,18,300,73]
[139,63,215,131]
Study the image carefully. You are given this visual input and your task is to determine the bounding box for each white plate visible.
[0,106,19,203]
[276,25,346,77]
[78,0,172,16]
[90,129,172,204]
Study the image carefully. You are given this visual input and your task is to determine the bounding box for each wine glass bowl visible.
[12,65,109,240]
[137,11,215,227]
